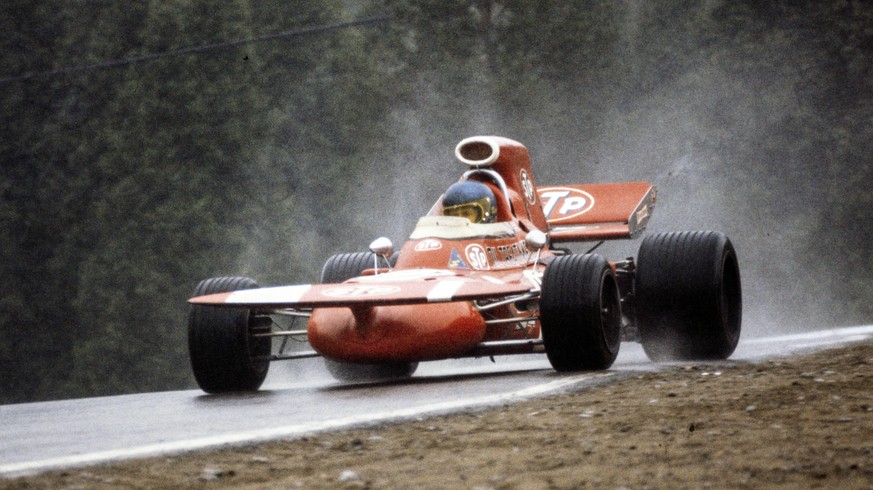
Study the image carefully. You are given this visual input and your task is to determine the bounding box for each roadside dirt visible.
[4,341,873,489]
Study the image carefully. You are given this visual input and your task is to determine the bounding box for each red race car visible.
[188,136,741,393]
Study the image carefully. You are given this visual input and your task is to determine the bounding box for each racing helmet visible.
[442,181,497,223]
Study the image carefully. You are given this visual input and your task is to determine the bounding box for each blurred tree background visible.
[1,0,870,403]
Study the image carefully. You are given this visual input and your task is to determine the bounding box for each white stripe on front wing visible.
[225,285,311,305]
[426,280,466,302]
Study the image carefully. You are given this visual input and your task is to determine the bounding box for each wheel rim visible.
[720,251,742,345]
[247,313,272,372]
[601,274,621,353]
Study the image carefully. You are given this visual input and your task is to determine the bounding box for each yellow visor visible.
[443,197,495,223]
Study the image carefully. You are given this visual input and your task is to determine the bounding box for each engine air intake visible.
[456,137,500,167]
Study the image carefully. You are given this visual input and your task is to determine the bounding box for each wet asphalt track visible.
[2,325,872,477]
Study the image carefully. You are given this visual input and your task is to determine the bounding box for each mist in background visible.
[2,0,870,402]
[350,1,872,337]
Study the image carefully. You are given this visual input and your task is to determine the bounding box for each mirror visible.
[369,237,394,259]
[524,230,547,251]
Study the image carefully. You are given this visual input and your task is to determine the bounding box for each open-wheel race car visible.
[188,136,741,393]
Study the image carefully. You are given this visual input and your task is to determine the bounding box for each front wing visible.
[189,274,534,310]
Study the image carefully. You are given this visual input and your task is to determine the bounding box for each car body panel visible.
[307,301,487,363]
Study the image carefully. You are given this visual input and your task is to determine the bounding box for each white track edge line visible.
[0,373,611,477]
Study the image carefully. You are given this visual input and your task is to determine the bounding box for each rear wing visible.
[536,182,656,242]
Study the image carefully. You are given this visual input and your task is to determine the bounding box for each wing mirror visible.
[525,230,547,251]
[525,230,547,270]
[369,237,394,257]
[369,237,394,273]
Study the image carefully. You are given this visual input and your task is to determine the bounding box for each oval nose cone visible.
[307,303,486,363]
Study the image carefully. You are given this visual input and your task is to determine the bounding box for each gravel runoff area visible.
[3,341,872,489]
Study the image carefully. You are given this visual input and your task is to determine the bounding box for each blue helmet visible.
[442,181,497,223]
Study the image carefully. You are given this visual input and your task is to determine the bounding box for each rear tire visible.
[188,277,271,393]
[636,231,742,361]
[319,252,416,381]
[540,254,622,371]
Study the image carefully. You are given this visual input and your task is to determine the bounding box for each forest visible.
[2,0,871,404]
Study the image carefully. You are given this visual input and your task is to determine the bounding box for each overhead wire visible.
[0,15,390,85]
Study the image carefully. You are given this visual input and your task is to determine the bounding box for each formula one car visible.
[188,136,741,393]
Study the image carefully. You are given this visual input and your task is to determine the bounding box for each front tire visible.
[540,254,622,371]
[320,252,377,284]
[636,231,742,361]
[188,277,271,393]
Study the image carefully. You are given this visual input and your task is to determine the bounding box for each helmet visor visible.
[443,197,495,223]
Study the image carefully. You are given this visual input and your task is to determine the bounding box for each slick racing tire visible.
[636,231,742,361]
[320,252,378,283]
[320,251,398,283]
[319,252,417,381]
[540,254,622,371]
[188,276,271,393]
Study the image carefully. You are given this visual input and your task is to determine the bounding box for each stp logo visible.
[465,244,490,270]
[415,239,442,252]
[538,187,595,222]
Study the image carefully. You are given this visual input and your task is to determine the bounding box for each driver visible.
[442,181,497,223]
